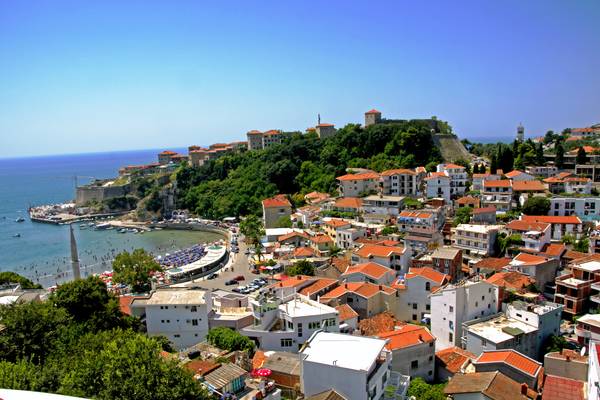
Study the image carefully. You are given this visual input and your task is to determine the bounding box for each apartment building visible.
[505,170,535,181]
[336,172,380,197]
[452,224,501,261]
[555,254,600,316]
[336,227,367,250]
[506,252,559,290]
[425,172,451,203]
[576,313,600,346]
[430,279,499,351]
[398,209,445,254]
[241,293,339,352]
[322,218,352,242]
[247,130,264,150]
[362,194,405,216]
[380,169,418,196]
[431,246,463,281]
[300,331,392,400]
[352,243,410,273]
[550,197,600,222]
[521,215,583,241]
[438,163,468,198]
[262,194,292,229]
[505,219,551,253]
[472,350,543,390]
[589,340,600,400]
[130,288,212,350]
[482,180,513,212]
[378,324,436,382]
[525,165,558,178]
[395,267,450,322]
[472,172,501,191]
[462,301,562,359]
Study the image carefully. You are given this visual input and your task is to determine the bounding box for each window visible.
[411,360,418,369]
[412,314,417,321]
[191,306,197,312]
[449,321,454,329]
[413,303,418,310]
[449,306,454,312]
[191,319,198,326]
[426,304,431,311]
[449,332,453,342]
[429,356,433,361]
[174,334,180,338]
[425,282,431,291]
[281,339,293,348]
[481,339,487,346]
[308,321,320,330]
[298,323,303,337]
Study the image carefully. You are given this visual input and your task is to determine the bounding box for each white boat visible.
[95,223,111,230]
[15,217,25,223]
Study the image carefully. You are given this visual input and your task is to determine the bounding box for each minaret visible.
[517,123,525,142]
[70,224,81,280]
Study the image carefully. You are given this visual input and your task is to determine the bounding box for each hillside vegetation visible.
[176,121,444,219]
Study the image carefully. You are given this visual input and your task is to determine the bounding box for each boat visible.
[15,217,25,223]
[79,224,87,229]
[94,223,111,230]
[117,228,127,234]
[13,233,21,238]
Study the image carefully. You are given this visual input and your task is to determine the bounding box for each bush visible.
[206,327,255,354]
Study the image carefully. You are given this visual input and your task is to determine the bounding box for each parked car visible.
[234,275,245,281]
[225,279,238,286]
[232,287,241,293]
[207,273,218,280]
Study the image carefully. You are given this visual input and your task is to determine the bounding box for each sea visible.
[0,148,223,288]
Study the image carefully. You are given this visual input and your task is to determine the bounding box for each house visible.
[322,218,352,242]
[298,278,340,300]
[425,172,451,203]
[320,282,398,320]
[472,206,497,224]
[485,271,536,301]
[340,262,396,285]
[507,252,559,290]
[462,301,562,359]
[554,254,600,316]
[456,195,480,209]
[278,231,309,247]
[506,219,551,253]
[550,197,600,222]
[304,191,331,205]
[438,163,468,198]
[158,150,178,164]
[336,227,367,249]
[564,177,593,194]
[395,267,450,323]
[435,347,476,381]
[332,197,363,214]
[352,243,410,273]
[544,349,588,382]
[252,350,301,394]
[521,215,583,241]
[444,371,538,400]
[512,180,547,205]
[241,293,339,352]
[472,257,511,276]
[130,288,212,350]
[209,290,253,330]
[431,246,463,281]
[472,350,543,389]
[336,172,380,197]
[576,313,600,346]
[380,169,418,196]
[362,194,405,216]
[336,303,359,332]
[506,170,535,181]
[203,362,248,395]
[377,324,436,381]
[430,279,499,351]
[300,331,392,400]
[482,180,513,212]
[452,224,502,261]
[309,234,334,256]
[398,208,445,254]
[589,341,600,400]
[262,195,292,229]
[525,165,558,178]
[473,172,501,191]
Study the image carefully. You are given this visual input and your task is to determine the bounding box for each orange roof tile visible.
[185,360,220,377]
[358,311,397,336]
[425,171,449,180]
[294,247,315,257]
[317,123,334,127]
[341,262,395,280]
[512,180,546,191]
[505,170,525,178]
[456,196,480,205]
[399,210,433,219]
[436,347,476,374]
[336,172,380,181]
[310,234,333,244]
[380,168,416,176]
[335,303,359,322]
[473,206,496,214]
[278,231,309,242]
[262,194,291,208]
[321,282,395,300]
[522,215,582,225]
[506,220,550,232]
[247,129,262,134]
[484,180,512,188]
[159,150,177,155]
[354,244,405,259]
[330,257,351,274]
[473,173,491,178]
[486,271,535,291]
[474,257,511,271]
[512,252,550,266]
[405,267,449,285]
[252,350,266,370]
[324,218,352,228]
[268,275,313,289]
[475,350,542,377]
[298,278,338,296]
[365,109,381,114]
[444,163,466,170]
[542,375,585,400]
[541,243,566,257]
[378,324,435,351]
[334,197,363,209]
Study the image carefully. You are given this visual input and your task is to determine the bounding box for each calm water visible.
[0,148,223,287]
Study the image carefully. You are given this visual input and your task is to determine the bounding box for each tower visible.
[365,109,382,127]
[517,123,525,142]
[70,224,81,280]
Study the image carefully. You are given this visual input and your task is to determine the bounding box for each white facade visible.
[132,288,212,350]
[336,227,367,249]
[396,273,443,323]
[452,224,501,259]
[301,331,392,400]
[430,280,499,351]
[380,170,418,196]
[588,340,600,400]
[426,174,451,203]
[550,197,600,221]
[526,166,558,178]
[438,164,468,198]
[362,195,405,216]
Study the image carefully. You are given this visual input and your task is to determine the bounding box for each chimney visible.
[379,285,383,290]
[418,334,423,342]
[297,275,301,280]
[520,384,528,396]
[345,283,348,289]
[566,354,571,362]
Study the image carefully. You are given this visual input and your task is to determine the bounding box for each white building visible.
[452,224,502,260]
[352,243,410,273]
[362,194,405,216]
[336,227,367,250]
[425,172,451,203]
[241,293,339,352]
[430,279,499,351]
[340,262,396,286]
[336,172,380,197]
[525,165,558,178]
[438,163,468,198]
[505,170,535,181]
[130,288,212,350]
[395,267,449,323]
[550,196,600,222]
[482,180,513,212]
[472,173,501,192]
[564,177,593,195]
[462,301,563,358]
[380,169,418,196]
[300,331,392,400]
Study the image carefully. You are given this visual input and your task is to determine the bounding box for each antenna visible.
[318,114,321,125]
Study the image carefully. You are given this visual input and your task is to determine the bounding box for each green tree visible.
[536,142,545,165]
[0,272,42,289]
[522,196,551,216]
[240,214,266,260]
[406,377,446,400]
[562,233,576,246]
[112,249,162,293]
[555,143,565,169]
[286,259,315,276]
[495,233,524,256]
[543,335,569,353]
[574,237,590,253]
[206,327,255,354]
[576,146,588,165]
[275,215,292,228]
[490,154,497,174]
[453,206,473,226]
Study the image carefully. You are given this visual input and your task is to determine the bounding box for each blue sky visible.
[1,0,599,158]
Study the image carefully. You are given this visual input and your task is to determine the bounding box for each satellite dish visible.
[581,346,587,356]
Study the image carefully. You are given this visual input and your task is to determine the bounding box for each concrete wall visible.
[390,342,435,382]
[76,183,130,205]
[544,353,588,382]
[301,360,368,400]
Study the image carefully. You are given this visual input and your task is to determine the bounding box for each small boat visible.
[118,228,127,234]
[79,224,87,229]
[94,223,111,230]
[13,233,21,238]
[15,217,25,223]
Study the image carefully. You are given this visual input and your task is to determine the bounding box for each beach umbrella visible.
[252,368,272,377]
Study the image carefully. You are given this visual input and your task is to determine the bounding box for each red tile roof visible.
[317,123,334,127]
[541,243,566,257]
[252,350,267,369]
[268,275,313,289]
[321,282,395,300]
[354,244,405,258]
[262,194,291,208]
[334,197,363,209]
[335,303,359,322]
[278,231,309,242]
[522,215,582,225]
[378,324,435,350]
[542,375,585,400]
[405,267,449,285]
[380,168,416,176]
[365,109,381,114]
[425,171,449,180]
[294,247,315,258]
[336,172,380,181]
[399,210,433,218]
[473,206,497,214]
[185,360,220,377]
[512,180,546,191]
[512,252,550,266]
[475,350,542,377]
[456,196,480,205]
[324,218,352,228]
[484,180,512,188]
[310,234,333,244]
[341,262,395,280]
[159,150,177,155]
[505,170,525,178]
[444,163,466,169]
[474,257,511,271]
[436,347,476,374]
[247,129,262,134]
[358,311,397,336]
[506,220,550,232]
[486,271,535,291]
[298,278,338,296]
